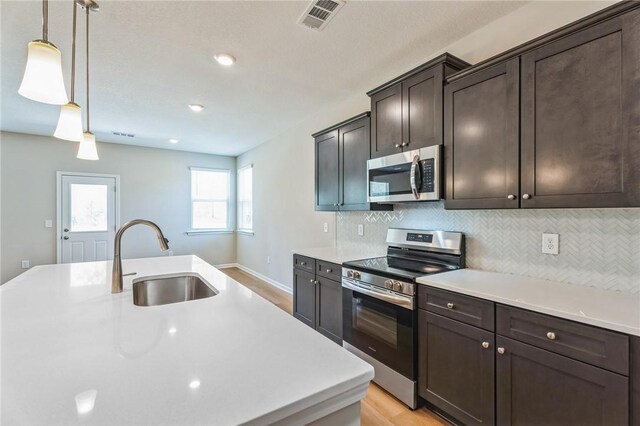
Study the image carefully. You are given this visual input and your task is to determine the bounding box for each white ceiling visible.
[1,1,527,156]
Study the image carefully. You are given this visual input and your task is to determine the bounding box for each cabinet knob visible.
[300,261,306,266]
[522,194,532,200]
[507,194,516,200]
[63,236,70,240]
[446,302,454,309]
[338,203,343,206]
[394,144,401,148]
[497,347,505,354]
[309,279,314,283]
[401,142,408,147]
[546,331,556,340]
[326,269,332,273]
[482,341,490,349]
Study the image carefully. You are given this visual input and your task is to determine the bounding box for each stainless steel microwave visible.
[367,146,441,202]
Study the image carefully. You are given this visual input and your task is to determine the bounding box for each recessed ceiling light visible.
[168,138,179,144]
[214,53,236,66]
[188,104,204,112]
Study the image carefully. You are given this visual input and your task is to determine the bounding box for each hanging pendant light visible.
[78,3,98,160]
[19,0,68,105]
[54,1,83,142]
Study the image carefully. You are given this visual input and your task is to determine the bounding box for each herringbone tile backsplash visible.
[337,203,640,294]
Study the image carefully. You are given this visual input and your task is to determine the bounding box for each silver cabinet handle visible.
[522,194,531,200]
[497,347,505,354]
[507,194,516,200]
[446,302,454,309]
[546,331,556,340]
[482,341,490,349]
[410,155,421,200]
[394,144,401,148]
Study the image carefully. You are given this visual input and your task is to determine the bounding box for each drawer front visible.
[316,260,341,282]
[496,305,629,375]
[418,286,495,331]
[293,254,316,274]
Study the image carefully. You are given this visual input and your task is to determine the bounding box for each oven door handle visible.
[343,280,415,310]
[409,155,421,200]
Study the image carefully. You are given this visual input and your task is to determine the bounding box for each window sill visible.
[186,230,234,236]
[237,230,254,236]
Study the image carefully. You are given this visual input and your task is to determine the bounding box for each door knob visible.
[63,236,69,240]
[507,194,516,200]
[522,194,531,200]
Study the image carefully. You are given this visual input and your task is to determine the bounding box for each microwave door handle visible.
[410,155,421,200]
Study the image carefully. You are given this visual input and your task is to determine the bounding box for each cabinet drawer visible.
[418,286,494,331]
[293,254,315,273]
[316,260,341,282]
[496,305,629,375]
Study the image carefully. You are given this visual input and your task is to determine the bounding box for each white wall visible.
[0,131,236,283]
[236,1,616,290]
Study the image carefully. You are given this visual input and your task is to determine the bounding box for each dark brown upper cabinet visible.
[368,54,470,159]
[313,113,392,212]
[445,3,640,209]
[520,9,640,208]
[445,59,520,210]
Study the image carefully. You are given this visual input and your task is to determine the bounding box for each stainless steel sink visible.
[132,273,218,307]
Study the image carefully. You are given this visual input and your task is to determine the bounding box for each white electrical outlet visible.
[542,233,559,255]
[21,260,30,269]
[323,222,328,233]
[168,250,174,256]
[357,224,364,236]
[45,219,53,228]
[267,255,271,264]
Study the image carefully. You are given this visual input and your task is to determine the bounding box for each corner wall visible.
[0,131,237,283]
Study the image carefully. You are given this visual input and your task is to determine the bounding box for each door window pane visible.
[70,184,108,232]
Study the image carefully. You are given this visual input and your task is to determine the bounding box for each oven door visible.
[342,279,416,380]
[367,145,440,202]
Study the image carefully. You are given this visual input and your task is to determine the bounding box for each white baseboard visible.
[215,263,292,295]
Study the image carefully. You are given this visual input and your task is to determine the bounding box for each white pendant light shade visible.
[54,102,83,141]
[77,132,99,160]
[18,40,68,105]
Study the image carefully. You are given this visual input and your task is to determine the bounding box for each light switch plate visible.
[357,224,364,236]
[45,219,53,228]
[323,222,328,233]
[542,233,559,255]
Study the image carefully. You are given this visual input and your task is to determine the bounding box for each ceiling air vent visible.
[297,0,345,31]
[112,131,135,138]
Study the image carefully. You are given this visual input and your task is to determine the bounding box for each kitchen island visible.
[1,255,373,425]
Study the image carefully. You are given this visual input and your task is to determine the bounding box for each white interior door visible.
[59,174,118,264]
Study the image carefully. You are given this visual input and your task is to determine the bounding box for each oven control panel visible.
[406,233,433,243]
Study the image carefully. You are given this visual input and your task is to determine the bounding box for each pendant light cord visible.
[42,0,48,41]
[70,1,77,102]
[86,6,90,132]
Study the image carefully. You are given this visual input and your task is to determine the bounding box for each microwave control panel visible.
[419,158,435,192]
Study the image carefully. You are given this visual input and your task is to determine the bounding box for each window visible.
[237,165,253,233]
[190,168,230,231]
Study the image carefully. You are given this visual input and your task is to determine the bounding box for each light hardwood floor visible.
[218,267,448,426]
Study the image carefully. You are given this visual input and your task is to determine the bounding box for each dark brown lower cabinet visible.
[292,255,342,345]
[632,336,640,426]
[315,276,343,343]
[496,336,629,426]
[293,268,316,328]
[418,310,495,425]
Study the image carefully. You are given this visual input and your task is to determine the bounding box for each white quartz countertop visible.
[417,269,640,337]
[1,255,373,425]
[292,247,382,265]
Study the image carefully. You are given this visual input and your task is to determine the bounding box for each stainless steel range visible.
[341,228,465,409]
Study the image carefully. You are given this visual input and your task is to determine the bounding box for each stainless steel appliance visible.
[342,228,465,408]
[367,146,441,203]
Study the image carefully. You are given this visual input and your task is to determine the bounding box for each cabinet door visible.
[444,59,520,209]
[315,130,340,211]
[370,83,403,159]
[402,66,443,150]
[316,276,342,345]
[496,336,629,426]
[340,117,370,210]
[293,269,316,328]
[419,311,495,426]
[521,9,640,208]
